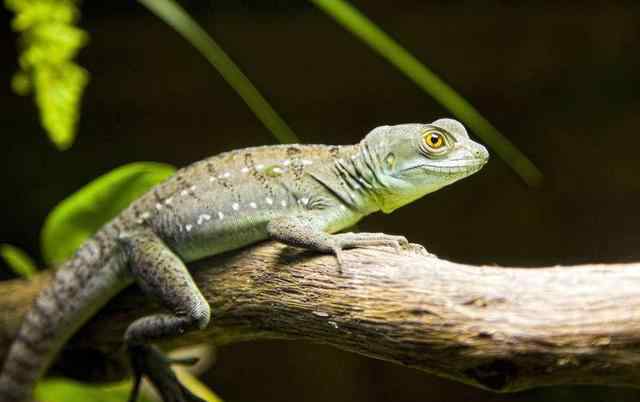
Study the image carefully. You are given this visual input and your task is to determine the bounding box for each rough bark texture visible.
[1,241,640,392]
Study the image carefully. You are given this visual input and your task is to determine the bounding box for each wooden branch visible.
[2,241,640,392]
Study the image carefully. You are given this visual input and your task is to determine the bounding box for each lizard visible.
[0,118,488,402]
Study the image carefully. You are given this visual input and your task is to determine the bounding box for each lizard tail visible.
[0,284,61,402]
[0,250,131,402]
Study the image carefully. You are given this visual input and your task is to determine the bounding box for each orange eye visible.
[423,131,445,150]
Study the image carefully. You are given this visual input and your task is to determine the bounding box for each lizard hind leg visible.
[119,231,210,402]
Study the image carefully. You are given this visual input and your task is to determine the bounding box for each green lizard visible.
[0,118,488,402]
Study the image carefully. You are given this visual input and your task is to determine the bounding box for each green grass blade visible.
[311,0,542,186]
[138,0,299,144]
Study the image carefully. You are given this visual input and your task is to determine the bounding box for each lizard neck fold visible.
[337,141,390,213]
[309,143,390,216]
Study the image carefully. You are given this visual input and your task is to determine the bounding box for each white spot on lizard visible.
[218,211,225,220]
[185,224,193,232]
[197,214,211,225]
[280,200,287,207]
[232,203,240,211]
[265,197,273,205]
[249,202,257,209]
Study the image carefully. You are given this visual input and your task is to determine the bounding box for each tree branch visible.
[2,241,640,392]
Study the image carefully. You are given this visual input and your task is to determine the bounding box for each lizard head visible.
[361,118,489,213]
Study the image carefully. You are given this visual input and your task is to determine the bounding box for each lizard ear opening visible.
[385,153,396,170]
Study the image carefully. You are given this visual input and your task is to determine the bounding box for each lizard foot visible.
[330,232,409,270]
[128,344,205,402]
[334,232,409,252]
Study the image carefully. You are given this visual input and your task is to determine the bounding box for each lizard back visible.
[127,143,363,262]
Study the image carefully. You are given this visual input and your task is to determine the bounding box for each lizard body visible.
[0,119,488,402]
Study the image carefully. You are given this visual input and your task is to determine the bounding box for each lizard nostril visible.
[474,145,489,161]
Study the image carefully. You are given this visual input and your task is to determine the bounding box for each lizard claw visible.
[331,246,345,273]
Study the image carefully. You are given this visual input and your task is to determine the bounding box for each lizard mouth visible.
[401,158,487,175]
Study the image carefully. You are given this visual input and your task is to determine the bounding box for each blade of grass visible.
[311,0,542,186]
[138,0,299,144]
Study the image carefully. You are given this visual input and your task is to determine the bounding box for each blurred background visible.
[2,1,640,401]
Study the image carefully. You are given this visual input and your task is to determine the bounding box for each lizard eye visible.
[422,130,447,153]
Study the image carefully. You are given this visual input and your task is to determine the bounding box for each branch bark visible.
[2,241,640,392]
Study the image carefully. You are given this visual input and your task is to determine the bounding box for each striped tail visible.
[0,250,131,402]
[0,284,65,402]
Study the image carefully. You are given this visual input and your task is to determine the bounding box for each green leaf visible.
[6,0,89,150]
[0,244,37,279]
[33,62,89,150]
[34,373,222,402]
[35,378,154,402]
[138,0,299,144]
[311,0,542,187]
[11,71,31,95]
[41,162,176,265]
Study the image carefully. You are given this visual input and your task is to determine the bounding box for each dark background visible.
[2,1,640,401]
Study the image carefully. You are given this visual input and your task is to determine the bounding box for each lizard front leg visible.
[119,231,210,402]
[266,216,408,266]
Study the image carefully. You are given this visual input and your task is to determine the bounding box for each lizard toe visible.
[127,344,206,402]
